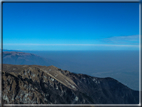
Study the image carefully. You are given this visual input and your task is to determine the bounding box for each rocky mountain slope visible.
[2,52,57,66]
[2,64,139,104]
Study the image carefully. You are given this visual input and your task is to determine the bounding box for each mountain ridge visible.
[2,64,139,104]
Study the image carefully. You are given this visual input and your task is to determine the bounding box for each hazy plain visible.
[23,50,139,91]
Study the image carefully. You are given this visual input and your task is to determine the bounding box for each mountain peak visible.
[47,65,59,69]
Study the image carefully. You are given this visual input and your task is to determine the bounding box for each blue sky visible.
[3,3,139,50]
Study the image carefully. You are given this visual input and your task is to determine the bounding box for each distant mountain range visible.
[2,51,58,66]
[2,64,139,104]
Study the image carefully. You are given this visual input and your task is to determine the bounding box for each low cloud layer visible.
[108,35,139,41]
[104,35,139,44]
[4,44,139,47]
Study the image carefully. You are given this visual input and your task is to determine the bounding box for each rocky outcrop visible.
[2,64,139,104]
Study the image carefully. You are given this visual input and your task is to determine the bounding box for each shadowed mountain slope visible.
[2,64,139,104]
